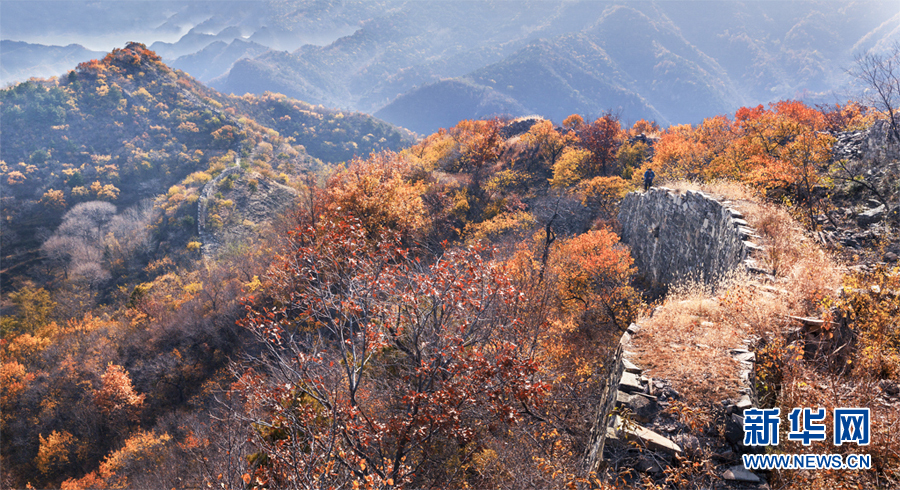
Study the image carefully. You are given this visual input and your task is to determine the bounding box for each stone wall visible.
[579,188,771,479]
[582,323,635,475]
[617,188,757,288]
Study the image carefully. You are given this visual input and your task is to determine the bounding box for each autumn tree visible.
[834,267,900,379]
[238,210,546,488]
[326,151,429,243]
[562,114,584,129]
[2,285,56,336]
[732,101,834,223]
[577,175,633,225]
[492,227,639,484]
[615,140,649,180]
[35,430,76,477]
[652,116,737,181]
[95,364,146,440]
[550,230,639,334]
[521,119,572,173]
[815,101,877,135]
[628,118,661,137]
[449,118,506,176]
[579,113,624,177]
[61,430,172,490]
[549,147,592,189]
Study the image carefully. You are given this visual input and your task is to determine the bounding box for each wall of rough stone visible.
[617,187,756,288]
[582,323,633,475]
[580,188,765,472]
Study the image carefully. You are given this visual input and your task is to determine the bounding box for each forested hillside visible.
[1,42,413,285]
[2,41,899,490]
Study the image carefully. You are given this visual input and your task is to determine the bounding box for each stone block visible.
[627,393,658,423]
[857,205,886,227]
[614,416,683,455]
[620,371,644,393]
[673,434,700,455]
[616,390,632,408]
[733,351,756,363]
[725,413,744,446]
[735,394,753,410]
[723,465,760,483]
[623,358,642,374]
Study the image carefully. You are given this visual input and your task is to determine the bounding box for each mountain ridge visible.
[4,1,898,133]
[0,42,414,284]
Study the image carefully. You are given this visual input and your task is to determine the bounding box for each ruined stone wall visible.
[617,188,755,288]
[582,323,635,475]
[581,188,764,473]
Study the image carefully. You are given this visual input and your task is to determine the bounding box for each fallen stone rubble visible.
[601,324,771,489]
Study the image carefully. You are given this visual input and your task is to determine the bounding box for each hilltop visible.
[1,42,414,287]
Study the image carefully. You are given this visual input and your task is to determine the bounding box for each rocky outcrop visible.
[832,119,900,164]
[501,115,544,138]
[618,187,759,289]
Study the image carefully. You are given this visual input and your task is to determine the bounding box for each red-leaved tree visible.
[237,211,547,489]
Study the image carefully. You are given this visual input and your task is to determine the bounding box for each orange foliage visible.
[551,229,637,326]
[522,119,573,171]
[652,100,840,216]
[326,151,429,241]
[629,118,661,137]
[61,430,171,489]
[577,175,633,223]
[35,430,75,476]
[40,189,67,209]
[94,364,145,421]
[818,101,877,132]
[6,170,26,185]
[449,118,506,173]
[239,211,548,488]
[562,114,584,129]
[652,116,738,181]
[1,360,34,428]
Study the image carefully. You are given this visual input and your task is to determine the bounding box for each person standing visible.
[643,168,655,192]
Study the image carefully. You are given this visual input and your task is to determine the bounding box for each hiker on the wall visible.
[643,168,655,192]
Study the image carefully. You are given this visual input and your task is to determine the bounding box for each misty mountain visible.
[374,79,530,135]
[374,1,899,133]
[168,38,270,82]
[2,1,898,133]
[0,41,105,87]
[0,0,369,86]
[218,1,899,132]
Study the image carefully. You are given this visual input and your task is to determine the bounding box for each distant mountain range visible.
[3,1,899,134]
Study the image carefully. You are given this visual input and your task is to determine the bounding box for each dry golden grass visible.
[630,278,751,412]
[741,200,842,311]
[628,191,843,425]
[657,179,702,194]
[698,180,759,201]
[655,179,759,202]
